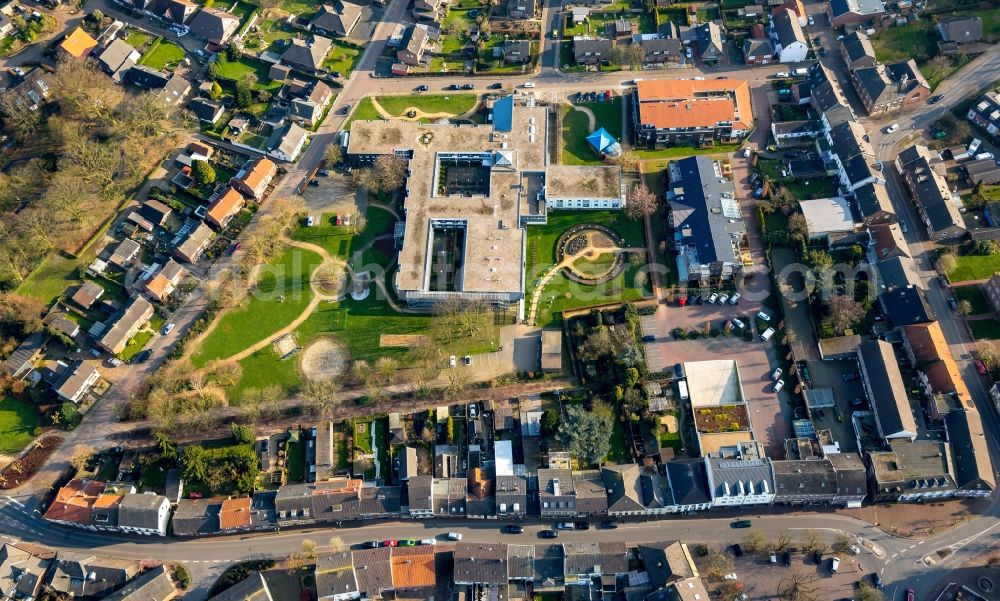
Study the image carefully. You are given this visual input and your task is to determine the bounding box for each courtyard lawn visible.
[954,285,992,316]
[949,254,1000,283]
[605,415,630,463]
[119,329,155,363]
[323,40,362,75]
[192,246,324,366]
[562,98,623,165]
[0,397,39,455]
[376,93,478,117]
[526,210,650,327]
[440,8,478,54]
[636,144,741,160]
[970,318,1000,340]
[781,177,840,201]
[344,97,382,130]
[286,438,305,482]
[139,38,186,70]
[870,20,936,63]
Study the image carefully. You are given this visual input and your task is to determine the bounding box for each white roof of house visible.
[799,197,855,237]
[495,440,514,477]
[684,360,744,407]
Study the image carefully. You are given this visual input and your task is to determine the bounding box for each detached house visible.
[281,36,333,73]
[412,0,445,23]
[188,7,240,45]
[174,222,214,263]
[507,0,534,18]
[502,39,531,64]
[770,8,807,63]
[694,21,723,63]
[189,97,225,124]
[96,296,155,355]
[231,156,279,200]
[396,23,429,66]
[573,37,612,65]
[310,1,363,38]
[59,27,98,60]
[743,37,774,65]
[938,16,983,44]
[267,122,309,162]
[140,259,186,303]
[95,38,141,82]
[50,359,100,404]
[289,80,334,127]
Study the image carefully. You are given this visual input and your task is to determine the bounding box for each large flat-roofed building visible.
[632,79,754,148]
[346,95,624,307]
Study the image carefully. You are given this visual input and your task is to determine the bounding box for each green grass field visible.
[636,144,741,160]
[871,20,936,63]
[119,329,155,362]
[344,97,381,130]
[970,318,1000,340]
[192,246,324,366]
[605,415,630,462]
[525,210,650,327]
[125,31,153,49]
[213,56,281,90]
[376,94,478,117]
[949,254,1000,283]
[287,438,305,482]
[292,206,395,266]
[0,397,39,455]
[323,40,362,75]
[562,99,623,165]
[954,285,992,316]
[139,38,186,70]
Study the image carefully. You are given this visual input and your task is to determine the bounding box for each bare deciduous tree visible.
[625,183,658,220]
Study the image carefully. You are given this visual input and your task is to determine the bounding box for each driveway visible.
[641,307,794,458]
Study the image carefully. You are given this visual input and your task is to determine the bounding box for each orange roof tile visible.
[93,494,123,509]
[144,274,170,298]
[219,497,252,530]
[207,187,246,226]
[391,546,436,589]
[237,157,278,196]
[44,479,107,525]
[60,27,98,59]
[635,79,753,131]
[902,322,972,407]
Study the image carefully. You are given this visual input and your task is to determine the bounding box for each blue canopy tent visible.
[585,127,622,158]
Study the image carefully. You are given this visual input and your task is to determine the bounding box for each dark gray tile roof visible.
[564,542,629,576]
[878,285,934,326]
[854,182,892,219]
[841,31,875,66]
[315,551,358,599]
[454,543,508,585]
[208,571,272,600]
[947,409,996,492]
[637,541,695,588]
[507,544,535,580]
[117,494,167,530]
[668,156,743,266]
[171,498,221,536]
[352,548,392,597]
[104,565,176,601]
[771,459,837,497]
[857,339,916,438]
[664,459,711,506]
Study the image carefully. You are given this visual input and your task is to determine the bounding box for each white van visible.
[678,380,689,401]
[792,67,808,76]
[760,327,776,341]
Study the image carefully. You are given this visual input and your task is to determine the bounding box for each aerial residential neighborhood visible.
[1,0,1000,598]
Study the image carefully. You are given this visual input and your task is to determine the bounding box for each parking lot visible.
[702,549,868,601]
[641,305,794,458]
[299,170,362,220]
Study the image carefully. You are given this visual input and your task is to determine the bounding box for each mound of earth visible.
[299,337,349,382]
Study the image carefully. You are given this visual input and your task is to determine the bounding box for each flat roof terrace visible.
[347,102,549,298]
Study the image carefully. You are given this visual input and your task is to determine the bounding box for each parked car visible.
[928,95,942,104]
[416,84,429,92]
[449,355,457,367]
[574,522,591,530]
[331,71,341,78]
[886,123,899,133]
[736,595,749,601]
[642,335,656,342]
[461,83,475,90]
[775,71,789,78]
[600,520,619,529]
[539,529,559,538]
[522,82,535,88]
[555,522,574,530]
[723,573,738,581]
[731,519,752,529]
[708,292,719,303]
[133,350,152,364]
[948,297,958,310]
[742,148,752,158]
[503,525,524,534]
[850,397,865,408]
[384,540,399,547]
[106,357,122,367]
[842,372,859,382]
[729,293,741,305]
[906,589,915,601]
[769,551,778,564]
[975,360,987,375]
[760,327,776,341]
[446,84,460,90]
[772,379,785,393]
[753,187,765,198]
[731,318,745,330]
[468,402,478,418]
[675,363,686,379]
[447,532,463,541]
[757,310,771,322]
[717,293,729,304]
[161,322,175,335]
[421,538,437,545]
[772,368,783,380]
[831,557,840,573]
[489,82,503,89]
[849,544,861,555]
[871,573,883,589]
[399,539,417,547]
[365,541,382,548]
[818,47,827,56]
[782,551,791,566]
[807,14,814,25]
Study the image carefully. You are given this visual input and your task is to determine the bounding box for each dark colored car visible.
[813,550,821,564]
[642,335,656,342]
[489,82,503,89]
[906,589,915,601]
[416,84,429,92]
[461,83,475,90]
[503,525,524,534]
[364,541,382,548]
[818,47,827,56]
[872,573,883,589]
[731,519,752,529]
[782,551,791,566]
[849,397,865,408]
[948,297,959,311]
[732,544,744,557]
[928,95,942,104]
[447,84,460,90]
[539,529,559,539]
[574,522,591,530]
[134,350,152,364]
[600,520,619,529]
[675,363,686,379]
[331,71,342,78]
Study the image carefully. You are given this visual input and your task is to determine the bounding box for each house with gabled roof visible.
[59,27,98,59]
[0,543,52,601]
[140,259,186,303]
[104,564,178,601]
[281,36,333,73]
[96,295,154,355]
[840,31,876,69]
[602,463,674,516]
[391,546,435,597]
[174,222,214,263]
[206,187,247,229]
[310,2,363,37]
[352,548,392,598]
[858,339,917,442]
[49,552,139,598]
[315,551,358,601]
[188,7,240,45]
[937,16,982,44]
[50,359,100,403]
[2,331,47,381]
[207,571,273,600]
[118,493,171,536]
[868,439,957,502]
[171,498,222,536]
[637,541,697,588]
[947,408,995,497]
[95,38,141,82]
[454,543,508,586]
